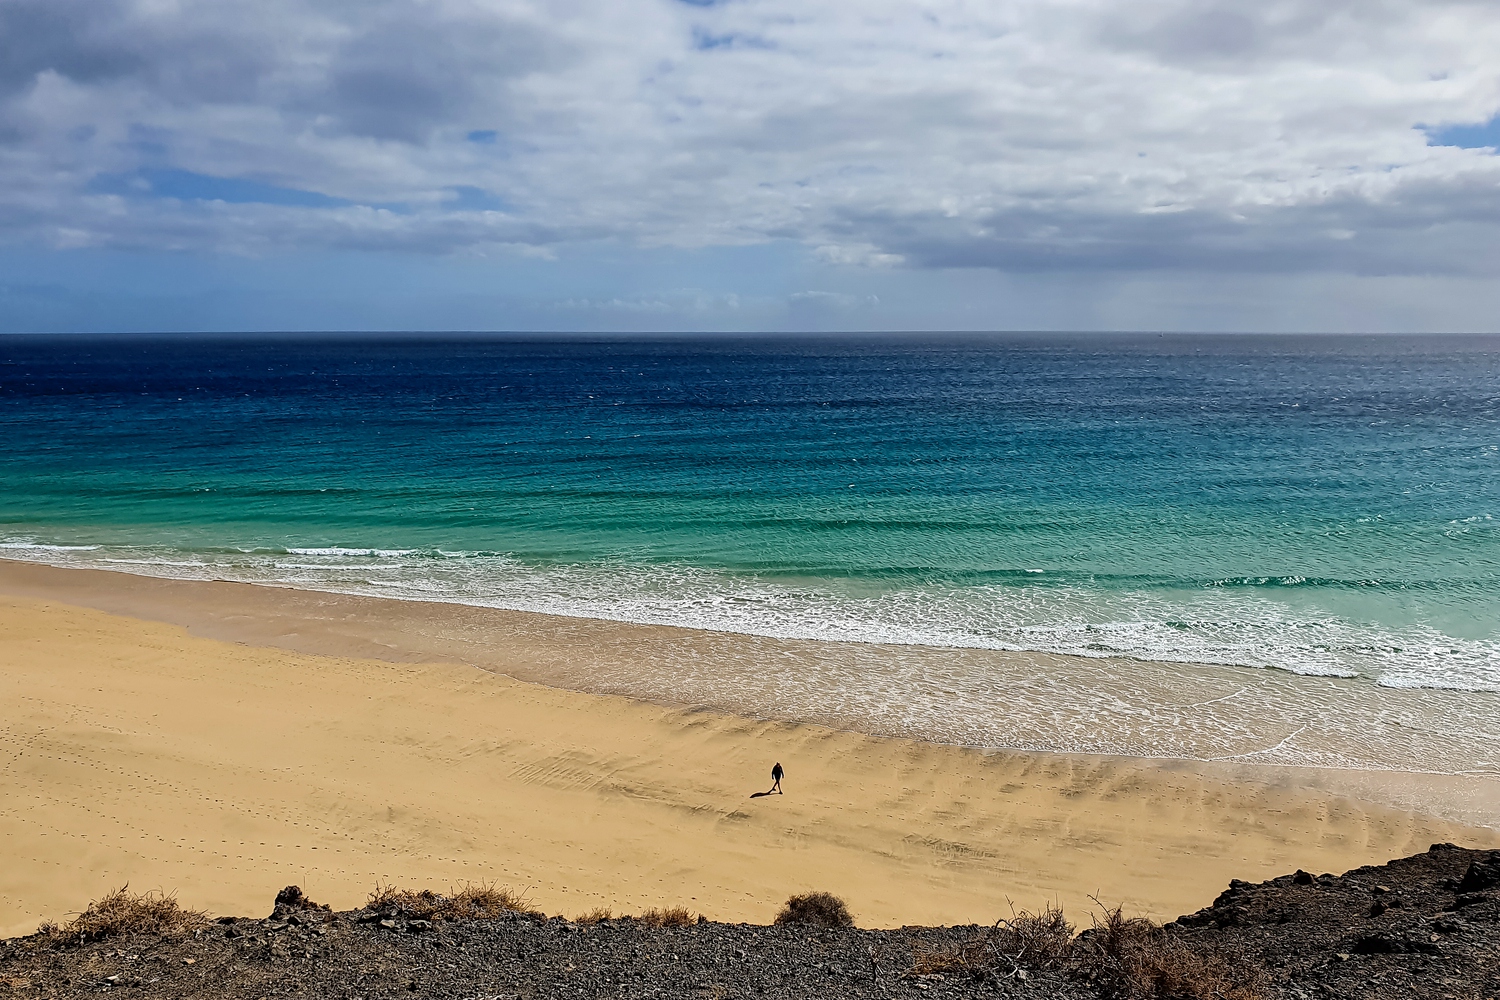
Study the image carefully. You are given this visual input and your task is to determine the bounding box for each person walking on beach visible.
[771,761,784,794]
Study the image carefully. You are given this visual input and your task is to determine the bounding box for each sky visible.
[2,0,1500,333]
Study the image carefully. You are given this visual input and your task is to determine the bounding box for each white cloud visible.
[2,0,1499,276]
[814,243,904,267]
[789,289,879,308]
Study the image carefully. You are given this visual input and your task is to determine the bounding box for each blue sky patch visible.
[445,186,511,212]
[1425,115,1500,149]
[692,28,770,50]
[467,130,499,144]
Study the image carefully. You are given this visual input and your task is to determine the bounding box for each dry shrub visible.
[40,886,208,945]
[907,902,1263,999]
[1075,905,1266,1000]
[366,882,541,920]
[272,885,330,913]
[996,904,1074,968]
[910,904,1073,980]
[636,906,696,927]
[576,907,613,925]
[774,892,854,928]
[908,942,974,977]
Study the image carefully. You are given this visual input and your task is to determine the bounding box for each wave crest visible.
[3,535,1496,694]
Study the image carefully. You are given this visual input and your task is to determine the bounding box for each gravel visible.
[5,845,1498,999]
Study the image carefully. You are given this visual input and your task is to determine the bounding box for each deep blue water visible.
[2,333,1497,692]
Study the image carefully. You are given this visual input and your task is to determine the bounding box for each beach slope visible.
[1,587,1495,938]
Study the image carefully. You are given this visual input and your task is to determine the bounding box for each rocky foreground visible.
[3,844,1499,999]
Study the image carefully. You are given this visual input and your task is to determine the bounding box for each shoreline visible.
[2,561,1498,937]
[2,558,1498,803]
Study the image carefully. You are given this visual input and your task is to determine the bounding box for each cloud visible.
[2,0,1500,278]
[0,1,141,98]
[90,168,356,208]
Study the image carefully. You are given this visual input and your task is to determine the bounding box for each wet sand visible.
[3,558,1499,786]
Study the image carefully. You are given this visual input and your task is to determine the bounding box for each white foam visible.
[273,562,408,571]
[0,542,100,551]
[12,534,1499,786]
[3,536,1497,699]
[285,546,419,558]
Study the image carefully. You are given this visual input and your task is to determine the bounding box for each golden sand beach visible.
[1,560,1496,938]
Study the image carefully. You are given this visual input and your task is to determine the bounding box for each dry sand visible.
[2,562,1497,938]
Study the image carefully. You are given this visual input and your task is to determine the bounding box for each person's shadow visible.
[749,790,774,798]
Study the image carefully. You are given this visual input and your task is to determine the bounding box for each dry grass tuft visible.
[577,905,701,926]
[907,902,1264,999]
[907,943,971,978]
[910,903,1073,979]
[635,906,697,927]
[366,882,541,921]
[575,907,614,925]
[996,903,1075,969]
[1075,905,1266,1000]
[773,892,854,928]
[38,886,209,945]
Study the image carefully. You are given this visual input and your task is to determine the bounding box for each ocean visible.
[3,333,1497,773]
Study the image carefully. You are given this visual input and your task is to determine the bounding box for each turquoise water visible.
[1,333,1497,706]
